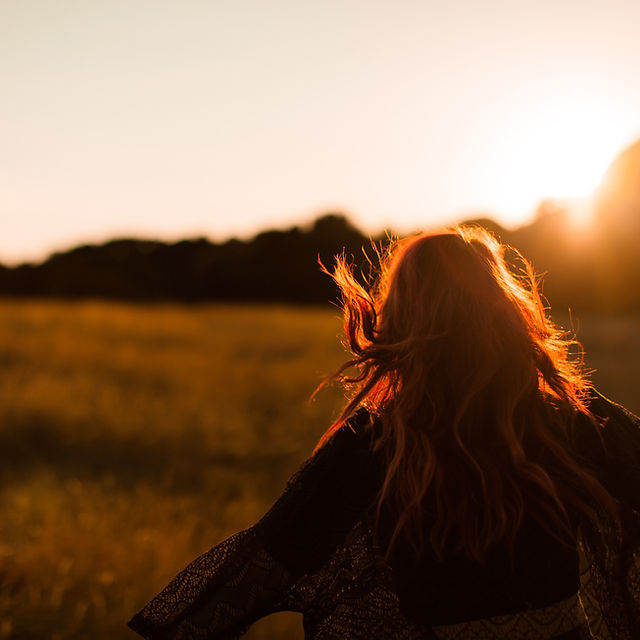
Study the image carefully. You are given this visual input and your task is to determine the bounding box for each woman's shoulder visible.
[581,390,640,458]
[568,390,637,447]
[319,407,379,454]
[268,407,380,513]
[572,389,640,509]
[587,390,640,426]
[254,407,383,575]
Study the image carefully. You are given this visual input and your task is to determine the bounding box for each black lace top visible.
[129,392,640,639]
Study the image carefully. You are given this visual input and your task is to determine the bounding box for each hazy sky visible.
[3,0,640,264]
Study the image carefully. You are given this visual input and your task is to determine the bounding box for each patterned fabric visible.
[129,393,640,639]
[575,394,640,640]
[431,595,587,639]
[129,529,294,640]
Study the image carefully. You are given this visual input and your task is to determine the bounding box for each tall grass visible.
[0,301,349,639]
[0,300,637,639]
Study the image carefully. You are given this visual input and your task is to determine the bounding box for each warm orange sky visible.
[2,0,640,264]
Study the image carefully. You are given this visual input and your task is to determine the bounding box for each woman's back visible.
[129,391,640,638]
[277,409,584,627]
[129,226,640,638]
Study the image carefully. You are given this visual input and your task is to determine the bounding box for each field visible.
[0,300,638,640]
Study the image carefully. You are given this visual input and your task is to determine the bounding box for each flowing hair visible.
[318,225,619,562]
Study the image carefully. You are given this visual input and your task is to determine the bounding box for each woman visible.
[129,226,640,639]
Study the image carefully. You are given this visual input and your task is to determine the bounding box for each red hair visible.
[319,225,618,561]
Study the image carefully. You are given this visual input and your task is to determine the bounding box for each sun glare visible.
[492,97,627,228]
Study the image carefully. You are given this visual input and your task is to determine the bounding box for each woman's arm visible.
[128,527,296,640]
[583,391,640,511]
[575,391,640,639]
[128,410,377,639]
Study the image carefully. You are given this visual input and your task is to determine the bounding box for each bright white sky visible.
[2,0,640,264]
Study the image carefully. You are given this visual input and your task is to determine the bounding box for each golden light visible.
[491,96,628,228]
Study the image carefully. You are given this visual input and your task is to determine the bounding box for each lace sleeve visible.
[584,391,640,510]
[128,410,378,639]
[577,392,640,639]
[128,527,296,640]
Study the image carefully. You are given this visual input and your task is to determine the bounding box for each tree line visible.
[2,140,639,311]
[0,208,637,312]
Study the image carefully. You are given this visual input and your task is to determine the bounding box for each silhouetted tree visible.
[2,139,640,311]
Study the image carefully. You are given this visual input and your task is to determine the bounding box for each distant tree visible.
[2,150,640,312]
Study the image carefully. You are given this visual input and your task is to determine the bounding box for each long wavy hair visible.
[319,225,618,562]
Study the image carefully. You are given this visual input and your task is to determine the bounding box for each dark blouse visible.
[129,392,640,639]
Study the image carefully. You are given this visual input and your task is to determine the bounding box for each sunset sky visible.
[2,0,640,264]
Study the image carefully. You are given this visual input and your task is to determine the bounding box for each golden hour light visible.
[4,3,640,639]
[490,96,630,228]
[566,197,596,230]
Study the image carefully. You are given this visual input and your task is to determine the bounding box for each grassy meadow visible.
[0,300,638,640]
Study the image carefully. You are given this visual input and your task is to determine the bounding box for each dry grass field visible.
[0,300,638,640]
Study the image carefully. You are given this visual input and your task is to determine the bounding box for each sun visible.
[490,96,630,228]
